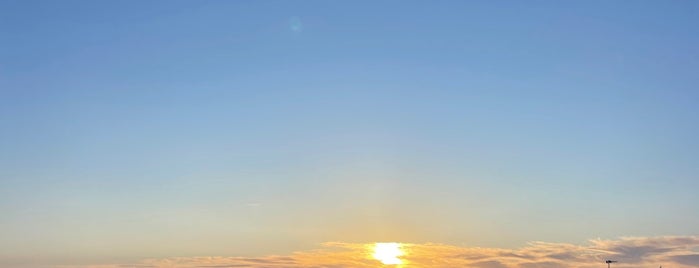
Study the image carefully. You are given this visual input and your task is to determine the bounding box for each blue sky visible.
[1,0,699,266]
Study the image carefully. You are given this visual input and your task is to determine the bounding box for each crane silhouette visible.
[605,260,618,268]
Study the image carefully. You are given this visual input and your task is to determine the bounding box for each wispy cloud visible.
[53,236,699,268]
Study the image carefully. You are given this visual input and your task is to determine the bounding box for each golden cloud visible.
[54,236,699,268]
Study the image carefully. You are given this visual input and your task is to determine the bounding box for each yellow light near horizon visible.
[373,243,404,265]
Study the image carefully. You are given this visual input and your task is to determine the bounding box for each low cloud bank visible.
[63,236,699,268]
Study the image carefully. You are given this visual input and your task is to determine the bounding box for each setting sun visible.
[373,243,404,265]
[2,1,697,268]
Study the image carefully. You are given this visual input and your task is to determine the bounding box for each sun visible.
[373,243,404,265]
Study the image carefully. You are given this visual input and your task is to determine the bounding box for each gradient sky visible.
[1,1,699,267]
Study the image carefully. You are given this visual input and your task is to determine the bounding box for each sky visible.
[1,0,699,267]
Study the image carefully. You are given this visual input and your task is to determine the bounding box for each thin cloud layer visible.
[63,236,699,268]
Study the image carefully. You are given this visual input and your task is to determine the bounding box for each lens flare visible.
[373,243,403,265]
[289,17,303,32]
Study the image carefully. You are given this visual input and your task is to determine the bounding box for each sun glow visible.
[373,243,404,265]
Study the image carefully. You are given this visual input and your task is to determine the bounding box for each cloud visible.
[668,254,699,266]
[41,236,699,268]
[472,260,509,268]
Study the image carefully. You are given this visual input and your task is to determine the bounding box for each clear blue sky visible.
[1,0,698,266]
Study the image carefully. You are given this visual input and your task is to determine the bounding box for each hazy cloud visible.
[668,254,699,266]
[45,236,699,268]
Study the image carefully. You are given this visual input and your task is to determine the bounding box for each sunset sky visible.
[1,1,699,268]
